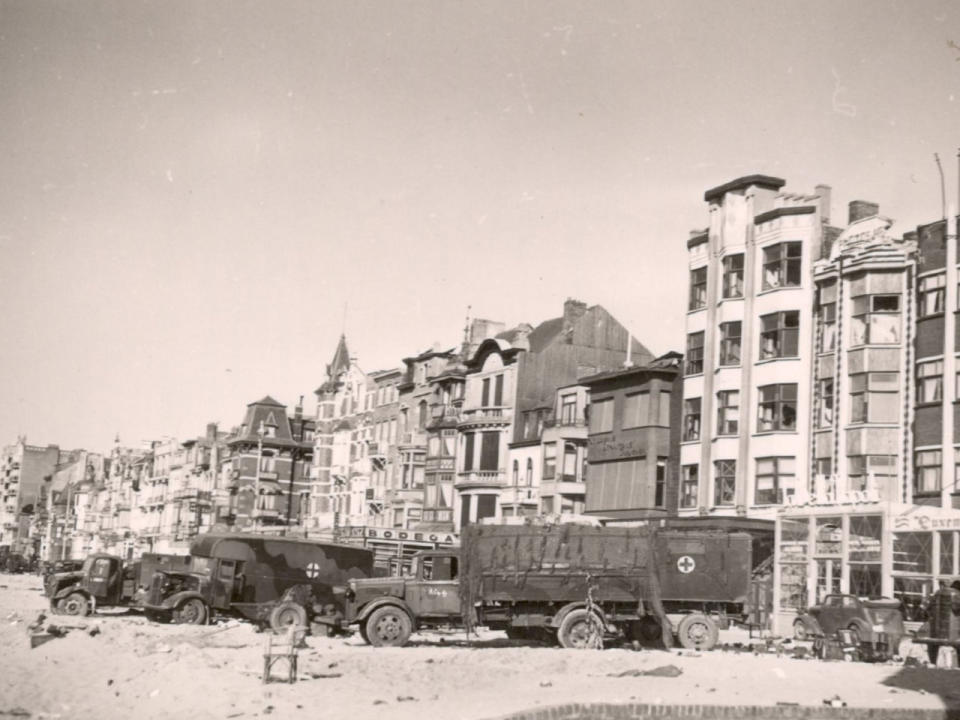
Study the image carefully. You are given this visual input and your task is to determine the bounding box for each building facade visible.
[1,439,62,556]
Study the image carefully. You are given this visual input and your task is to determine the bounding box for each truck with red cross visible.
[343,524,756,649]
[141,533,374,631]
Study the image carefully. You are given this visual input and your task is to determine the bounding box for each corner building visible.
[681,175,829,518]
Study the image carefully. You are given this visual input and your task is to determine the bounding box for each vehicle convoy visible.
[45,552,191,616]
[912,583,960,663]
[344,524,756,650]
[792,593,904,660]
[141,533,374,630]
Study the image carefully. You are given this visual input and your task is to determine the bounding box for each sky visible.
[1,0,959,453]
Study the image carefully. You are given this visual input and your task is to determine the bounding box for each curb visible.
[490,703,960,720]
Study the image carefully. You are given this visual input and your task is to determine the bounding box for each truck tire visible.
[558,609,604,649]
[270,601,307,634]
[59,592,90,617]
[175,598,208,625]
[358,623,370,644]
[677,613,718,650]
[365,605,412,647]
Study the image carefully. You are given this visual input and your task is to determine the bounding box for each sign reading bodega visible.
[346,526,458,545]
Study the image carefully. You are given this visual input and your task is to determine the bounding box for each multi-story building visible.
[681,175,831,519]
[458,299,654,529]
[1,439,61,556]
[580,352,684,522]
[536,383,590,517]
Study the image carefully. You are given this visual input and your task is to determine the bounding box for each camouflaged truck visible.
[343,524,754,649]
[141,533,374,630]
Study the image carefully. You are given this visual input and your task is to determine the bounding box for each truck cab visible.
[46,554,139,616]
[344,549,462,646]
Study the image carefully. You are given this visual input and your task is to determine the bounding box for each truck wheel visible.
[59,593,90,617]
[365,606,412,647]
[175,598,208,625]
[270,601,307,634]
[558,609,603,649]
[358,623,370,644]
[677,613,718,650]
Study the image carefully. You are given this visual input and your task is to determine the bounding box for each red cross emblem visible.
[677,555,696,574]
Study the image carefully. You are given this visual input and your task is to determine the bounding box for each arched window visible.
[512,460,519,486]
[418,400,428,430]
[525,458,533,486]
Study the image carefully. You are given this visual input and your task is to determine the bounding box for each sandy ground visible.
[1,573,958,720]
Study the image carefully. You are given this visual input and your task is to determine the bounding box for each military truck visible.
[141,533,374,629]
[46,552,191,616]
[344,524,754,649]
[912,583,960,663]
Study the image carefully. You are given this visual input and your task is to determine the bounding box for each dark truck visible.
[912,583,960,664]
[141,533,374,630]
[46,552,191,616]
[344,524,753,649]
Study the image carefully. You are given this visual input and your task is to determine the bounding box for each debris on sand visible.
[609,665,683,678]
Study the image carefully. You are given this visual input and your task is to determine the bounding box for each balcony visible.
[258,471,279,481]
[366,441,384,457]
[539,476,586,498]
[455,470,505,489]
[458,407,512,429]
[399,431,427,448]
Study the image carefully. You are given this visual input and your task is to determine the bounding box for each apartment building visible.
[536,383,590,517]
[0,439,61,556]
[681,175,830,519]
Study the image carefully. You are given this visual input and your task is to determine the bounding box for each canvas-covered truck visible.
[46,552,191,616]
[344,524,753,649]
[911,584,960,664]
[141,533,374,629]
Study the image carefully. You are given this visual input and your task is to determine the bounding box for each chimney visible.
[848,200,879,224]
[563,298,588,330]
[206,422,218,441]
[815,184,832,225]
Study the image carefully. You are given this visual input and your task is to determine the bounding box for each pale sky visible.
[1,0,958,452]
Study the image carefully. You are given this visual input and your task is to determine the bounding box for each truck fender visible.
[356,597,415,626]
[154,590,206,611]
[550,602,609,632]
[53,584,86,602]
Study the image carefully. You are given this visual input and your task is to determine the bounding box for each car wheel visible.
[558,609,604,649]
[175,598,208,625]
[677,613,719,651]
[59,592,89,617]
[365,605,412,647]
[269,601,307,634]
[793,620,809,641]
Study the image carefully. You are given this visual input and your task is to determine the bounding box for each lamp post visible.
[253,421,264,531]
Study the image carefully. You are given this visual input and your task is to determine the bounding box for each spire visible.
[328,334,351,380]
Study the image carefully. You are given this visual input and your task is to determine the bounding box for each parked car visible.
[793,593,904,660]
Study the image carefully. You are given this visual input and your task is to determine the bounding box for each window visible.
[916,360,943,404]
[494,374,504,405]
[689,267,707,310]
[848,455,896,492]
[463,433,475,471]
[512,460,519,486]
[722,254,744,299]
[714,460,736,506]
[851,294,900,345]
[755,456,796,505]
[681,465,699,508]
[560,394,577,424]
[759,311,799,359]
[914,449,942,495]
[479,432,499,471]
[757,384,797,432]
[623,392,649,429]
[820,302,837,352]
[716,390,739,435]
[481,378,490,406]
[849,372,899,424]
[525,458,533,486]
[562,443,577,480]
[686,331,705,374]
[656,391,671,426]
[543,443,556,480]
[719,321,741,366]
[682,398,701,441]
[816,378,834,428]
[919,274,945,316]
[655,459,666,508]
[762,241,802,290]
[418,400,429,430]
[589,398,614,434]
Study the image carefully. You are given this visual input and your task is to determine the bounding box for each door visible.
[212,560,238,609]
[409,555,461,618]
[87,556,122,605]
[815,559,841,604]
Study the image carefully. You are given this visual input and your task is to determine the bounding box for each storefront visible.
[773,500,960,635]
[342,526,458,575]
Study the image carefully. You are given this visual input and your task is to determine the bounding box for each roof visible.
[704,174,786,203]
[526,317,564,353]
[327,334,351,379]
[247,395,285,408]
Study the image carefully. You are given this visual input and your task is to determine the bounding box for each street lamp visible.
[253,420,264,531]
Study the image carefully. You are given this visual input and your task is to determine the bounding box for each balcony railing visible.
[458,407,512,427]
[455,470,505,488]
